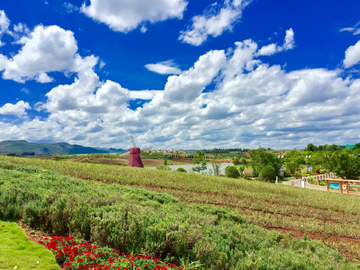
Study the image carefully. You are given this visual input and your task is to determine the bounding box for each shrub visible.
[156,165,172,171]
[259,165,276,182]
[176,167,187,173]
[225,166,240,178]
[301,168,309,175]
[240,158,247,165]
[233,158,240,165]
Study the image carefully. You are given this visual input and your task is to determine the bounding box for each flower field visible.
[40,235,187,270]
[1,156,360,269]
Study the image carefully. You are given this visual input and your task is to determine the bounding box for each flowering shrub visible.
[40,235,191,270]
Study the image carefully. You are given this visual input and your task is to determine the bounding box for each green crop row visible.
[0,162,358,269]
[1,156,359,216]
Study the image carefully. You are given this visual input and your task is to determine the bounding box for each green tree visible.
[325,149,360,179]
[225,166,240,178]
[304,143,318,152]
[240,157,247,165]
[248,148,281,177]
[163,159,167,165]
[238,165,245,177]
[259,165,276,181]
[353,143,360,151]
[211,159,221,176]
[284,149,303,175]
[192,150,207,173]
[233,158,240,165]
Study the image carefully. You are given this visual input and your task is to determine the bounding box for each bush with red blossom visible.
[40,235,192,270]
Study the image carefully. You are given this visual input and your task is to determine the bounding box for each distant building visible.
[337,145,355,150]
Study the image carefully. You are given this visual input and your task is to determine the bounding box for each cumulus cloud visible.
[0,25,97,83]
[343,40,360,68]
[1,33,360,150]
[0,101,31,116]
[163,50,226,102]
[179,0,252,46]
[257,28,295,56]
[81,0,188,33]
[145,60,182,75]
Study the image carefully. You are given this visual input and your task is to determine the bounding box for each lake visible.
[146,163,234,175]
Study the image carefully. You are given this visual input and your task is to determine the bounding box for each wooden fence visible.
[309,173,336,185]
[325,178,360,194]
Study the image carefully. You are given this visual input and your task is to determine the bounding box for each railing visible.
[310,173,336,185]
[325,178,360,194]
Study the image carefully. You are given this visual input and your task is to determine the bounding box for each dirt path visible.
[282,179,328,191]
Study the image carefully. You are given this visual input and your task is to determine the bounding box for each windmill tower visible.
[119,136,150,168]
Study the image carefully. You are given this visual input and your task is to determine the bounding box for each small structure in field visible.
[119,136,150,168]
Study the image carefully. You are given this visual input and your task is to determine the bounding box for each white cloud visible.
[163,50,226,102]
[0,10,9,32]
[20,88,30,94]
[340,22,360,35]
[257,28,295,56]
[36,73,54,83]
[283,28,295,50]
[140,26,147,33]
[99,60,106,70]
[63,3,80,13]
[179,0,252,46]
[0,10,10,46]
[0,25,97,83]
[257,43,277,56]
[145,60,182,75]
[129,90,162,100]
[1,34,360,150]
[81,0,188,33]
[343,40,360,68]
[0,101,31,116]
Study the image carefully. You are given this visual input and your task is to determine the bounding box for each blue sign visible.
[307,166,311,172]
[280,168,284,175]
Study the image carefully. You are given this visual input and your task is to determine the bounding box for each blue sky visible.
[0,0,359,150]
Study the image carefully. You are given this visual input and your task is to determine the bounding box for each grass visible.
[0,220,59,270]
[1,156,360,263]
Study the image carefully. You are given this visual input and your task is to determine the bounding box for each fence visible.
[324,178,360,194]
[308,173,336,185]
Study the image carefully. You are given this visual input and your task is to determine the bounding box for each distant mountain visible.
[0,140,125,155]
[93,147,125,153]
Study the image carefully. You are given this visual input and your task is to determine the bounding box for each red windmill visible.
[119,136,150,168]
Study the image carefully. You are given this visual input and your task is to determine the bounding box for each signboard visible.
[280,168,284,176]
[307,166,311,172]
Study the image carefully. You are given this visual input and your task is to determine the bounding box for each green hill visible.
[0,140,124,155]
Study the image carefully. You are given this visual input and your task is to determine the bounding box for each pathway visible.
[282,179,327,191]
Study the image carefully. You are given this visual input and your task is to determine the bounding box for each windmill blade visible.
[141,147,151,152]
[131,135,136,148]
[119,151,130,157]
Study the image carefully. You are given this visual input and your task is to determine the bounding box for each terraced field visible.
[1,155,360,267]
